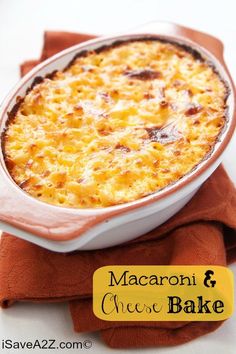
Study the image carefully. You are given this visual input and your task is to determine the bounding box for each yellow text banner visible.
[93,266,234,321]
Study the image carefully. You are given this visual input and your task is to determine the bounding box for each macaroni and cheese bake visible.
[3,39,228,208]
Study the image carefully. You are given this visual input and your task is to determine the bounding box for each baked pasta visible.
[3,39,228,208]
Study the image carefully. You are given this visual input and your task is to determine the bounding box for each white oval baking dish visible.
[0,21,235,252]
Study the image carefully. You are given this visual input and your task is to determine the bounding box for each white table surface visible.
[0,0,236,353]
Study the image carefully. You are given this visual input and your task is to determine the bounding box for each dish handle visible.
[0,163,107,242]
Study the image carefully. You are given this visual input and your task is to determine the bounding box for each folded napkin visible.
[0,31,236,349]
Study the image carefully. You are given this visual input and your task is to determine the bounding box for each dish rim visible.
[2,35,231,210]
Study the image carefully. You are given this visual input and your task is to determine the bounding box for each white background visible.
[0,0,236,353]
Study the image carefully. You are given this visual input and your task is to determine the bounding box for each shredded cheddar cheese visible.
[3,39,227,208]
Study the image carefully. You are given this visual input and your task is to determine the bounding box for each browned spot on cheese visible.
[159,100,169,108]
[144,92,155,99]
[5,157,15,171]
[185,103,202,116]
[19,179,30,188]
[115,143,131,153]
[146,124,182,144]
[124,69,162,80]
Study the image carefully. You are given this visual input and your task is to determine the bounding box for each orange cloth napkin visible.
[0,31,236,349]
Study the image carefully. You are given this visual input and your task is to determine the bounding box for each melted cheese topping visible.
[4,40,227,208]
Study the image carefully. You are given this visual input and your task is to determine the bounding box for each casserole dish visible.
[0,21,235,252]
